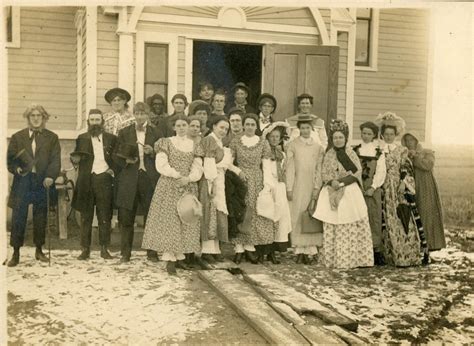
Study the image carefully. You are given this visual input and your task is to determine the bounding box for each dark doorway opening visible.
[192,40,263,109]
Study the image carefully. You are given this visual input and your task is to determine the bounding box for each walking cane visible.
[46,185,51,266]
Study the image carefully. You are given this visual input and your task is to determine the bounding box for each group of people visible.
[6,81,446,274]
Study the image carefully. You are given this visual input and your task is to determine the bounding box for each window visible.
[355,8,379,71]
[5,6,20,48]
[144,43,168,106]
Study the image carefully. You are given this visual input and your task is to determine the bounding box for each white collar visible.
[299,136,313,145]
[241,135,259,147]
[210,132,223,148]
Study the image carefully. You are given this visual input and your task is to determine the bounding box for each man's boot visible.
[35,246,49,262]
[100,246,113,260]
[77,247,90,260]
[8,247,20,267]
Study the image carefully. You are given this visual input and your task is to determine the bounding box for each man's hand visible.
[143,144,154,155]
[125,157,138,165]
[43,177,54,188]
[330,180,340,190]
[70,154,81,164]
[365,187,375,197]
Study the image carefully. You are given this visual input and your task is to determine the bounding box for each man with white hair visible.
[7,104,61,267]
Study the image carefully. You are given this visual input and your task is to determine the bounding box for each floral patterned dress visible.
[314,148,374,269]
[142,138,203,259]
[381,144,421,267]
[229,136,277,249]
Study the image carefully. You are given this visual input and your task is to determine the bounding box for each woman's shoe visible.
[245,251,259,264]
[256,254,264,264]
[422,252,430,266]
[201,254,217,264]
[233,253,243,264]
[296,254,304,264]
[213,254,225,262]
[303,254,314,265]
[267,252,281,264]
[166,261,177,275]
[176,260,192,270]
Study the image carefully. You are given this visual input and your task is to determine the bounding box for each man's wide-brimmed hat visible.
[70,137,93,157]
[14,148,35,173]
[177,193,203,226]
[286,113,319,127]
[115,142,138,161]
[104,88,131,104]
[231,82,250,94]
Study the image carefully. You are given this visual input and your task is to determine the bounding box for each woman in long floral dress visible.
[199,116,233,263]
[228,114,277,264]
[377,112,423,267]
[313,119,374,269]
[142,116,204,275]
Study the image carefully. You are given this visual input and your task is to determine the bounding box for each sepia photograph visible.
[1,0,472,344]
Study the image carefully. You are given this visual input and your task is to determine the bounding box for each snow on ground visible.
[266,243,473,344]
[7,248,216,344]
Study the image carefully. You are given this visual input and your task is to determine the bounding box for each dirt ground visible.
[5,227,474,344]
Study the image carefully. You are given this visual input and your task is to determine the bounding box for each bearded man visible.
[7,104,61,267]
[70,109,118,260]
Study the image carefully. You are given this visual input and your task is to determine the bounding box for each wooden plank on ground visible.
[295,324,347,345]
[269,301,307,326]
[323,325,370,344]
[198,270,309,345]
[243,271,358,332]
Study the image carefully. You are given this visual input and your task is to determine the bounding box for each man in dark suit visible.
[114,102,162,262]
[7,104,61,267]
[71,109,118,260]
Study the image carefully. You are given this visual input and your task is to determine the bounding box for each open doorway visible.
[192,40,263,108]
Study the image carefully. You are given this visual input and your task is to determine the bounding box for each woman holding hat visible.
[286,117,325,264]
[198,115,233,263]
[225,82,256,115]
[353,121,387,265]
[228,113,277,264]
[286,94,328,149]
[401,131,445,251]
[103,87,135,135]
[142,115,204,275]
[376,112,426,266]
[313,119,374,269]
[256,93,277,136]
[261,121,292,264]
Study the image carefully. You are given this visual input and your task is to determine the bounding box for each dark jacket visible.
[225,170,247,240]
[113,124,162,210]
[7,128,61,208]
[71,132,118,212]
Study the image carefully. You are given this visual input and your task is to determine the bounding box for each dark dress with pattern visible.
[229,136,277,250]
[142,138,202,255]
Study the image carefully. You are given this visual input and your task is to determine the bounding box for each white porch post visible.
[85,6,98,114]
[117,32,135,105]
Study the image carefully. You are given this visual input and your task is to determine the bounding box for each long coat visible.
[71,132,118,212]
[113,124,162,210]
[7,128,61,208]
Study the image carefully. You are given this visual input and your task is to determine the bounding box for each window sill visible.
[355,65,378,72]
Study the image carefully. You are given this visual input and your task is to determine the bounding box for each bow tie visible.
[30,129,42,140]
[260,116,270,125]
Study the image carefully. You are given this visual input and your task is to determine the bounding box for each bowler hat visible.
[115,142,138,161]
[177,193,203,226]
[104,88,131,104]
[231,82,250,94]
[14,148,35,173]
[70,137,93,157]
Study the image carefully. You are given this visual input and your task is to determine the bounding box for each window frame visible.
[144,43,169,107]
[6,6,20,48]
[355,8,379,72]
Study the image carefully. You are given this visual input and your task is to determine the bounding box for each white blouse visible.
[358,141,387,189]
[155,135,203,181]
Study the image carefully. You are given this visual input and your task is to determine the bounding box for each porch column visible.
[117,31,135,106]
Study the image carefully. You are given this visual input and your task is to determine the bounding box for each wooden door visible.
[263,45,339,123]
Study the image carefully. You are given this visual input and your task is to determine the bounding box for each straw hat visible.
[177,193,203,226]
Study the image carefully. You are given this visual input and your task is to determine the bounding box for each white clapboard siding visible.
[96,10,119,112]
[353,9,430,139]
[177,36,186,94]
[246,7,316,28]
[337,32,348,120]
[144,6,219,18]
[81,12,87,123]
[8,7,77,131]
